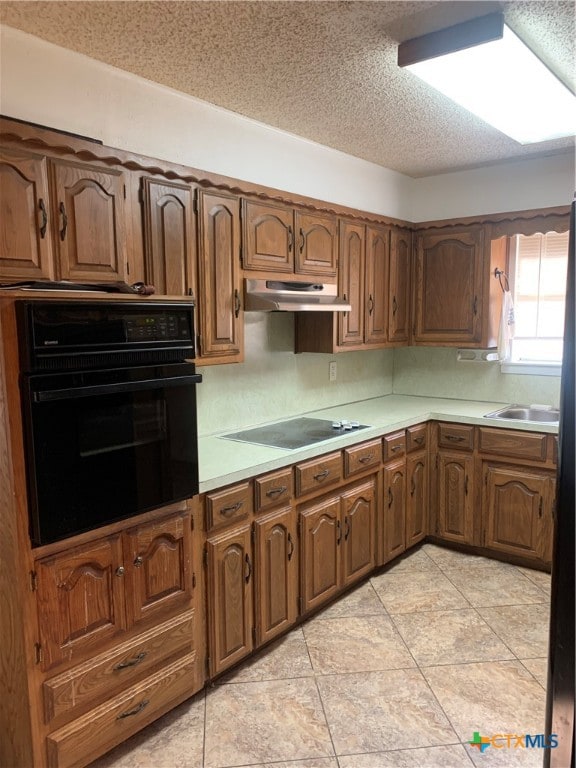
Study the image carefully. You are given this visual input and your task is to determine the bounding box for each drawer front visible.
[254,468,294,512]
[43,612,194,725]
[383,431,406,461]
[478,428,547,461]
[438,423,475,451]
[407,424,427,453]
[46,653,197,768]
[344,440,382,477]
[206,482,253,530]
[295,452,342,496]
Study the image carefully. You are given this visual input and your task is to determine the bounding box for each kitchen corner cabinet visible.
[406,450,428,547]
[196,189,243,363]
[241,199,337,277]
[382,456,406,563]
[0,150,129,284]
[436,452,475,544]
[413,225,501,347]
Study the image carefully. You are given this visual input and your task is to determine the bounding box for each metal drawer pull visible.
[358,454,374,464]
[413,436,424,445]
[114,652,147,671]
[287,532,294,561]
[244,553,252,583]
[445,434,465,442]
[266,485,287,498]
[390,445,403,453]
[117,700,149,719]
[220,501,243,517]
[313,469,330,481]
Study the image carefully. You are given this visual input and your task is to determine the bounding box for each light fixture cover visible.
[398,13,576,144]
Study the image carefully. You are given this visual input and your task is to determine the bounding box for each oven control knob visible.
[115,566,126,577]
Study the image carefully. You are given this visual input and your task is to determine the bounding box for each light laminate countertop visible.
[198,394,558,493]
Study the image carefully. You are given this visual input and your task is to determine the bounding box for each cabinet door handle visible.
[220,501,243,517]
[59,201,68,241]
[234,289,241,318]
[266,485,287,498]
[313,469,330,481]
[392,296,398,316]
[464,475,469,495]
[244,553,252,583]
[117,700,149,719]
[38,199,48,239]
[299,228,305,253]
[287,532,294,561]
[368,295,374,316]
[336,519,342,544]
[445,434,464,443]
[288,225,293,251]
[114,652,147,671]
[344,516,350,540]
[410,478,416,496]
[358,454,374,464]
[473,296,478,316]
[388,488,393,508]
[539,498,543,518]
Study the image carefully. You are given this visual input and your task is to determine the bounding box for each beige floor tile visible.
[383,547,441,573]
[303,615,414,674]
[392,609,515,666]
[316,668,457,755]
[478,603,550,659]
[516,566,552,593]
[313,581,387,620]
[423,661,547,741]
[217,628,314,683]
[254,761,338,768]
[338,744,473,767]
[422,544,514,572]
[467,737,548,767]
[371,569,470,614]
[520,657,548,687]
[204,678,333,767]
[443,568,547,607]
[89,692,205,768]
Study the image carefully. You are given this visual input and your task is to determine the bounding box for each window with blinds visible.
[509,230,569,364]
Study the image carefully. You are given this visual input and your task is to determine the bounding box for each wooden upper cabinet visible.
[36,535,127,671]
[0,149,55,281]
[141,177,196,297]
[413,227,484,344]
[197,189,243,362]
[365,225,389,345]
[242,199,293,272]
[388,227,411,344]
[338,220,365,347]
[294,210,337,276]
[51,159,128,283]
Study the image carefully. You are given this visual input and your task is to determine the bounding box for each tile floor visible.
[92,544,551,768]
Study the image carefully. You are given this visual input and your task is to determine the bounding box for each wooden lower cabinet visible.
[406,451,428,548]
[254,507,298,646]
[382,458,406,563]
[299,477,376,613]
[437,452,474,544]
[483,463,554,565]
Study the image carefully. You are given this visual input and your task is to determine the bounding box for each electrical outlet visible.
[329,361,337,382]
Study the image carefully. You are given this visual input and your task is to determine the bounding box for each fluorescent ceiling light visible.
[398,13,576,144]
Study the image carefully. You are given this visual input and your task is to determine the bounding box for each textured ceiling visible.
[1,0,575,177]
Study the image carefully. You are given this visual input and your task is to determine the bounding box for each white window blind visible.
[509,230,569,364]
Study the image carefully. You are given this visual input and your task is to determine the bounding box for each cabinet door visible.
[382,458,406,563]
[299,496,341,613]
[388,228,411,344]
[124,513,193,628]
[51,160,128,283]
[338,220,365,347]
[254,507,298,646]
[365,225,389,345]
[141,177,196,296]
[483,464,553,563]
[0,149,55,281]
[295,210,337,276]
[197,190,243,361]
[36,536,127,671]
[406,452,428,548]
[341,478,376,587]
[242,199,293,272]
[414,228,483,344]
[437,453,474,544]
[206,525,253,677]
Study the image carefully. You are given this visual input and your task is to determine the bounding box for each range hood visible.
[244,279,351,312]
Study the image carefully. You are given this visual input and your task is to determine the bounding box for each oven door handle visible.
[33,373,203,402]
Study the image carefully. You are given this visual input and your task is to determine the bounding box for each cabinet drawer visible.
[438,423,474,451]
[43,612,194,725]
[295,452,342,496]
[478,428,547,461]
[344,440,382,476]
[205,482,253,530]
[254,468,293,512]
[46,653,197,768]
[383,431,406,461]
[407,424,427,453]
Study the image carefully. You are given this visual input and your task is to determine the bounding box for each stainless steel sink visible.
[484,405,560,424]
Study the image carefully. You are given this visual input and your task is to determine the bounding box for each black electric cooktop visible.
[221,417,370,450]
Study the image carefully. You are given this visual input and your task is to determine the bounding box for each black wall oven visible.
[18,301,202,546]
